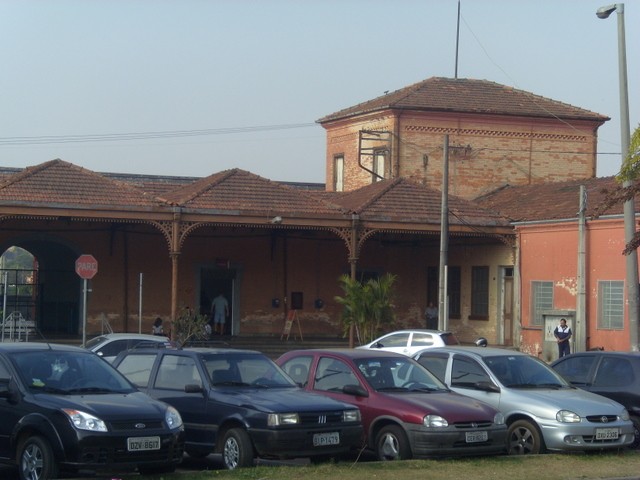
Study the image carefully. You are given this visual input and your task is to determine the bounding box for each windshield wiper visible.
[66,387,113,394]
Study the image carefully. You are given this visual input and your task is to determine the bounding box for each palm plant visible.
[334,273,397,344]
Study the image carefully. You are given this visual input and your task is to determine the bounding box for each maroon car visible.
[277,349,507,460]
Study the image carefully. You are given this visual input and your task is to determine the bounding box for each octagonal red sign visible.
[75,254,98,279]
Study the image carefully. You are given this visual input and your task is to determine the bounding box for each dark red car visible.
[277,349,507,460]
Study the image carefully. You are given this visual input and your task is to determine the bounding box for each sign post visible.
[75,254,98,347]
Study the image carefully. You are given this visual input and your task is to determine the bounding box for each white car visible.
[85,333,173,362]
[414,346,635,454]
[357,329,460,357]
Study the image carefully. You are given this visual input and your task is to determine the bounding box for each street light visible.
[596,3,639,351]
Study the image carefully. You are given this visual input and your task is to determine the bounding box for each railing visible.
[1,311,36,342]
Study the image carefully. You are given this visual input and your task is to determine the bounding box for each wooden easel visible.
[281,309,303,341]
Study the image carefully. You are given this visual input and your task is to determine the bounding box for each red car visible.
[277,349,507,460]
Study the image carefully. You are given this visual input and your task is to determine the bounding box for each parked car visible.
[0,342,184,480]
[551,351,640,448]
[414,346,635,455]
[357,329,460,356]
[276,348,507,460]
[85,333,173,362]
[112,347,363,469]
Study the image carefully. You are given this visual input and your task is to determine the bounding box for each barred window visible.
[598,281,624,330]
[531,281,553,326]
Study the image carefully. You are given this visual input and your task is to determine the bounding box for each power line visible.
[0,122,317,146]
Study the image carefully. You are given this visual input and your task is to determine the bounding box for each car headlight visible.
[62,409,108,432]
[424,415,448,428]
[493,412,505,425]
[620,409,630,421]
[165,405,183,429]
[343,409,361,422]
[556,410,581,423]
[268,413,300,426]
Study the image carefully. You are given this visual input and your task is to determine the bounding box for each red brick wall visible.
[324,110,599,199]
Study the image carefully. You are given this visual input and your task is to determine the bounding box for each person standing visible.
[424,301,438,330]
[554,318,572,357]
[210,292,229,335]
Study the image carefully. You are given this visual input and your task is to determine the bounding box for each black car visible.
[112,347,363,469]
[551,351,640,448]
[0,342,184,480]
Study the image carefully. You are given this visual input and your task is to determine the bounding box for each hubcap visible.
[21,444,43,480]
[223,437,239,469]
[379,433,400,460]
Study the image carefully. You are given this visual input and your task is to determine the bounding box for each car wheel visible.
[221,428,254,469]
[375,425,412,461]
[18,435,58,480]
[507,420,544,455]
[630,416,640,449]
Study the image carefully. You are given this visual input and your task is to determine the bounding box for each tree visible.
[334,273,397,345]
[171,306,209,348]
[597,124,640,254]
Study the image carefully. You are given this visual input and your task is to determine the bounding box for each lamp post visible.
[597,3,639,351]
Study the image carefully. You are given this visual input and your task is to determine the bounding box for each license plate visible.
[127,436,161,451]
[313,432,340,447]
[595,428,619,440]
[465,431,488,443]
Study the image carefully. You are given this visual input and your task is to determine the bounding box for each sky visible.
[0,0,637,184]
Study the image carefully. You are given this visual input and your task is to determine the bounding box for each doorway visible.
[199,266,236,336]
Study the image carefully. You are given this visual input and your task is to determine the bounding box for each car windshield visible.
[13,350,136,394]
[485,355,569,388]
[355,357,448,392]
[202,352,296,388]
[84,336,107,349]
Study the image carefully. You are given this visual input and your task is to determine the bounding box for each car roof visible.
[551,351,640,361]
[415,346,526,358]
[280,348,410,360]
[376,329,454,335]
[0,342,89,353]
[91,333,168,340]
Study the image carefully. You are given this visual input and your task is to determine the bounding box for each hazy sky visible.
[0,0,637,184]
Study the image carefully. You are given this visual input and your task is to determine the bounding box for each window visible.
[314,357,358,392]
[593,356,634,387]
[531,281,553,326]
[113,354,156,388]
[333,155,344,192]
[372,150,385,182]
[451,356,490,387]
[598,280,624,329]
[470,266,489,319]
[155,355,201,390]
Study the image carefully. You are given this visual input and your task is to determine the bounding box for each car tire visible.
[630,416,640,449]
[375,425,412,461]
[507,419,544,455]
[221,428,254,469]
[18,435,58,480]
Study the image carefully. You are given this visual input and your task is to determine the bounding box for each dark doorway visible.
[200,267,235,336]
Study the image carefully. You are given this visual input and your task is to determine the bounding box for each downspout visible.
[438,135,449,331]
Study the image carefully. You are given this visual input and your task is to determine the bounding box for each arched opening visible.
[1,238,81,338]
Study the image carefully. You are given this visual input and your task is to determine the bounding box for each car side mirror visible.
[342,384,369,398]
[0,378,19,404]
[184,383,204,394]
[475,381,500,393]
[372,342,383,349]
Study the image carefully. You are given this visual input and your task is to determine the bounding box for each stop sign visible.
[76,254,98,279]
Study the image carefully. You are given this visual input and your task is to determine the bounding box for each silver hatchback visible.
[414,347,634,454]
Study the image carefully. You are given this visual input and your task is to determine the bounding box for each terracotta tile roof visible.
[318,77,609,124]
[475,176,626,222]
[0,159,165,209]
[159,168,345,216]
[329,177,511,227]
[104,172,199,197]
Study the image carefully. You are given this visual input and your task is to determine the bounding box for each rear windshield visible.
[441,333,460,345]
